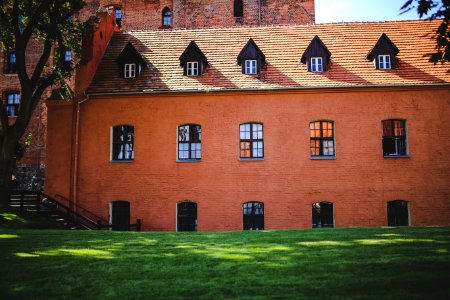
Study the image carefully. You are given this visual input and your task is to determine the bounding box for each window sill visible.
[383,155,410,158]
[239,158,264,161]
[110,160,134,163]
[177,159,201,163]
[310,156,336,160]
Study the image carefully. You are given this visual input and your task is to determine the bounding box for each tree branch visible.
[30,36,53,88]
[19,0,52,47]
[0,100,10,136]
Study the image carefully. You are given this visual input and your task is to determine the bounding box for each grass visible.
[1,214,449,299]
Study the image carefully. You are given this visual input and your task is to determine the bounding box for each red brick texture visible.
[45,86,450,231]
[82,0,315,30]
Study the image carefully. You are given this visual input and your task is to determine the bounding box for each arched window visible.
[312,202,334,228]
[114,7,122,28]
[240,122,264,159]
[178,124,201,160]
[310,120,335,157]
[110,200,130,231]
[234,0,243,18]
[162,8,172,27]
[177,202,197,231]
[111,125,134,161]
[387,200,410,226]
[243,201,264,230]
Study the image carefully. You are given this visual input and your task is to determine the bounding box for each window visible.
[112,125,134,161]
[3,92,20,117]
[4,52,16,74]
[178,124,201,160]
[387,200,409,226]
[311,57,323,72]
[243,202,264,230]
[312,202,334,228]
[234,0,243,17]
[382,119,407,156]
[177,202,197,232]
[162,8,172,27]
[64,50,72,62]
[115,7,122,28]
[245,60,257,74]
[378,55,391,70]
[187,61,199,76]
[240,123,263,159]
[124,63,136,78]
[18,16,24,34]
[310,121,335,157]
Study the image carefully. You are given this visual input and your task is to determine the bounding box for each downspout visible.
[70,94,88,210]
[258,0,262,25]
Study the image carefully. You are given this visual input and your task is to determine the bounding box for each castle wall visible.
[45,86,450,231]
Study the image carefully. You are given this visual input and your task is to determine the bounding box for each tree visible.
[401,0,450,64]
[0,0,91,208]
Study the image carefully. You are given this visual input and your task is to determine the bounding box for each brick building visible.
[1,0,314,189]
[44,10,450,231]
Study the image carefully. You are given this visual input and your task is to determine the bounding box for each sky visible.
[315,0,422,23]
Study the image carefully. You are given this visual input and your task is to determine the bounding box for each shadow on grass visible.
[1,227,450,299]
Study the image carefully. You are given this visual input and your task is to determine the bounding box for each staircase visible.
[8,191,141,231]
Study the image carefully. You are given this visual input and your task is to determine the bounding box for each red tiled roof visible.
[87,20,450,94]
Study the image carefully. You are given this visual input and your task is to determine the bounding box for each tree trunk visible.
[0,131,19,210]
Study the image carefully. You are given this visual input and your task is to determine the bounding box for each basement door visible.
[111,201,130,231]
[177,202,197,232]
[312,202,334,228]
[387,200,409,226]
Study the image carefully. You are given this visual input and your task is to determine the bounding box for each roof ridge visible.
[123,19,434,34]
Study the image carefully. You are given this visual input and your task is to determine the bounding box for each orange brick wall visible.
[82,0,315,30]
[45,86,450,231]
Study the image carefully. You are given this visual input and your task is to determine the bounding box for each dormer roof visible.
[366,33,399,61]
[117,42,147,65]
[237,38,266,65]
[179,41,208,67]
[301,35,331,64]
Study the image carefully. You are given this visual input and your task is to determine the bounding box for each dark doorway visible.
[312,202,334,228]
[243,201,264,230]
[388,200,409,226]
[177,202,197,232]
[111,200,130,231]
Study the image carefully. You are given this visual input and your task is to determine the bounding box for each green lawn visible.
[1,214,449,299]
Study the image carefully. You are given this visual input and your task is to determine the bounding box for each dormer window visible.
[117,42,146,79]
[245,60,257,74]
[237,39,266,76]
[187,62,199,76]
[301,36,331,72]
[378,55,391,70]
[179,41,208,77]
[367,33,399,70]
[311,57,323,72]
[124,63,136,78]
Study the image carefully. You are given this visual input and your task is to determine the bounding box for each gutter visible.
[86,82,450,97]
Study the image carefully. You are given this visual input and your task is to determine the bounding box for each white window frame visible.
[378,55,391,70]
[124,63,136,78]
[245,60,257,74]
[311,57,323,72]
[187,61,199,76]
